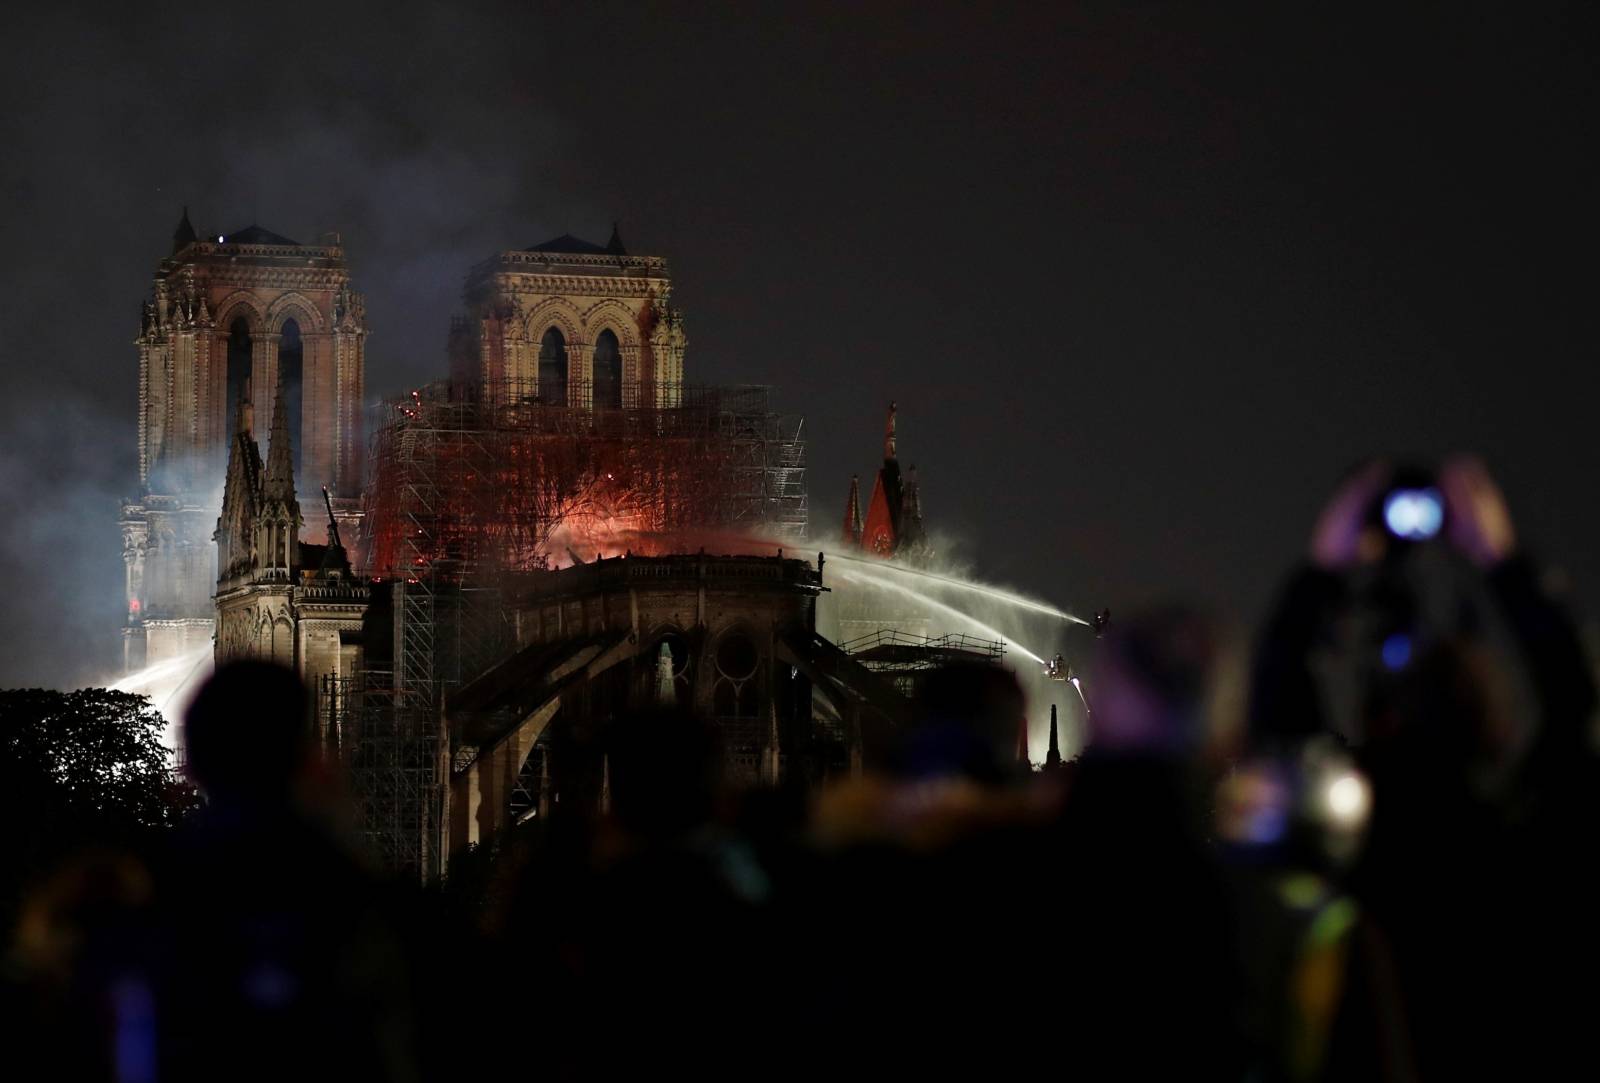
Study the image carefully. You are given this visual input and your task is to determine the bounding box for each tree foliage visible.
[0,688,197,863]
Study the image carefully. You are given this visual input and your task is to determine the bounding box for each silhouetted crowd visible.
[6,457,1597,1081]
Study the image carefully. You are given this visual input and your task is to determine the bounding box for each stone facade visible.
[121,213,367,673]
[446,555,841,852]
[448,230,687,408]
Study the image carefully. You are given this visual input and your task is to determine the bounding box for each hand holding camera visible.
[1308,456,1516,571]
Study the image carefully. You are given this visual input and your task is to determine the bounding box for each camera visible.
[1383,487,1444,541]
[1374,468,1445,543]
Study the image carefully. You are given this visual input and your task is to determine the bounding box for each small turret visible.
[843,475,863,546]
[172,205,197,253]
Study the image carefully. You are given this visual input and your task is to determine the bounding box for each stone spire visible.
[172,205,197,253]
[899,464,923,549]
[863,402,904,554]
[1045,704,1063,768]
[236,376,254,440]
[606,221,627,255]
[263,376,299,511]
[215,378,264,586]
[843,474,863,546]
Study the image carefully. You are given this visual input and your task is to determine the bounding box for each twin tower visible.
[122,212,688,675]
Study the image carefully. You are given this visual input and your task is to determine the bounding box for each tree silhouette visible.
[1,688,197,874]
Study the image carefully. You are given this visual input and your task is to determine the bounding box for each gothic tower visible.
[121,212,368,672]
[448,226,687,408]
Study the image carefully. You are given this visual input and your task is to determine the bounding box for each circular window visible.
[716,631,758,681]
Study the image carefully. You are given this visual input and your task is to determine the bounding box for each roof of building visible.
[219,224,301,246]
[526,225,628,256]
[525,234,609,255]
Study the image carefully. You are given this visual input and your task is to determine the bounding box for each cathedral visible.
[121,212,367,673]
[122,214,705,697]
[113,209,997,878]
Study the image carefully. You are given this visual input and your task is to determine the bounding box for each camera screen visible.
[1382,487,1444,541]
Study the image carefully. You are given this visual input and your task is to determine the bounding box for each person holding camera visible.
[1246,456,1598,1081]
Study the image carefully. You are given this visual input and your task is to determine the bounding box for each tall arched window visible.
[278,319,304,480]
[539,327,568,406]
[593,328,623,409]
[713,630,760,719]
[226,317,252,439]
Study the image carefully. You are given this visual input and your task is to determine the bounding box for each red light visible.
[128,598,142,615]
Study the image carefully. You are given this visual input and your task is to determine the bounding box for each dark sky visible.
[2,2,1596,686]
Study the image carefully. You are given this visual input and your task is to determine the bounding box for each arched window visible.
[650,630,691,707]
[539,327,568,406]
[593,328,623,409]
[226,317,252,439]
[713,630,760,719]
[278,319,304,480]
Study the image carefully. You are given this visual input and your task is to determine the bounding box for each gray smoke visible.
[0,2,591,685]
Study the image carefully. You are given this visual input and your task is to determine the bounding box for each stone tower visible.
[120,212,367,672]
[448,226,687,408]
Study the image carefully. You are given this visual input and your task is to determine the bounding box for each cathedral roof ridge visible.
[526,233,614,255]
[218,224,302,246]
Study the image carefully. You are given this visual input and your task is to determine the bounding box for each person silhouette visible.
[157,660,419,1082]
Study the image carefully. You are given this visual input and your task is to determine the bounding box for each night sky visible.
[2,3,1596,686]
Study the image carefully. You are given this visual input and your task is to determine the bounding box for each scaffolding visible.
[841,629,1006,698]
[362,381,807,579]
[339,379,808,878]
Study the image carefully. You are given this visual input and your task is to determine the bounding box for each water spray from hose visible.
[820,548,1090,626]
[831,566,1047,664]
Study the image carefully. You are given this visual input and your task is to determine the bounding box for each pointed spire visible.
[236,376,254,440]
[884,401,898,461]
[1045,704,1062,768]
[1016,713,1031,771]
[263,375,297,505]
[899,464,923,549]
[173,205,197,253]
[217,377,264,584]
[606,221,627,255]
[843,474,863,546]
